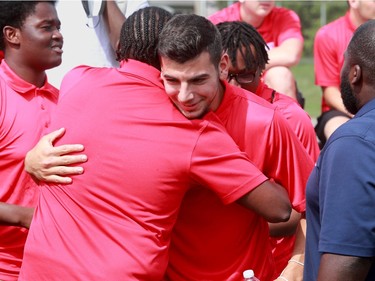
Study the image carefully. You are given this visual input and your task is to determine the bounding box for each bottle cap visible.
[243,269,255,278]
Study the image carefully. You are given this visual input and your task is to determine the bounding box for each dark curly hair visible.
[116,6,172,70]
[0,1,56,51]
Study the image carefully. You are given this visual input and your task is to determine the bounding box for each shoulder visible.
[59,65,113,99]
[231,85,276,110]
[327,114,375,149]
[316,15,348,40]
[208,2,240,24]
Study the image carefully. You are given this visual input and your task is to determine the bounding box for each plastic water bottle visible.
[243,269,260,281]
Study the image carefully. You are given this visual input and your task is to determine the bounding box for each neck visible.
[239,5,264,28]
[5,57,47,88]
[211,80,226,112]
[349,8,367,28]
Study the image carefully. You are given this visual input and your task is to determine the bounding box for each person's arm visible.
[25,128,87,184]
[322,86,354,116]
[0,202,34,229]
[237,180,292,223]
[102,0,126,52]
[266,38,303,70]
[275,217,306,281]
[318,253,373,281]
[268,209,301,237]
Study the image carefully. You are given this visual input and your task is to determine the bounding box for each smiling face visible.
[18,2,63,71]
[160,51,228,119]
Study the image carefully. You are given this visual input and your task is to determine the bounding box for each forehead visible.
[160,51,216,76]
[24,2,58,24]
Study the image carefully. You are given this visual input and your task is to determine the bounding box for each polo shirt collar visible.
[355,98,375,118]
[119,59,163,88]
[0,60,57,97]
[345,11,357,33]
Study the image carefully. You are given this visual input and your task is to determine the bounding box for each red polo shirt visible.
[0,60,58,280]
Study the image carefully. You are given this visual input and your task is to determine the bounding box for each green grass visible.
[292,57,321,118]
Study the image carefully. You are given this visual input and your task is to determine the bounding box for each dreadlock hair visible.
[117,6,172,70]
[157,14,223,67]
[0,1,56,51]
[217,21,269,72]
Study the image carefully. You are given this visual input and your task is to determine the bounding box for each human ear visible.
[3,26,20,46]
[351,65,361,84]
[219,53,229,81]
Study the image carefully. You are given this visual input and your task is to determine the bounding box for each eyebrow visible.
[162,73,210,82]
[187,73,210,82]
[38,18,61,26]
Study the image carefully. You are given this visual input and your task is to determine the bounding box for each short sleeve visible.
[319,136,375,257]
[190,118,268,205]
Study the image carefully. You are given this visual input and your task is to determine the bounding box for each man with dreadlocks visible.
[217,21,319,162]
[158,14,314,281]
[217,20,320,281]
[19,7,293,280]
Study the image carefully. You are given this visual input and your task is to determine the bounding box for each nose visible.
[52,28,63,41]
[178,84,194,103]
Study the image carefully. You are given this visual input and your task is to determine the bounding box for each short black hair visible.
[117,6,172,70]
[157,14,223,67]
[217,21,269,72]
[0,1,56,51]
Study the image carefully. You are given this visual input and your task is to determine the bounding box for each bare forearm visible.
[266,38,303,69]
[0,202,34,229]
[275,217,305,281]
[103,0,126,52]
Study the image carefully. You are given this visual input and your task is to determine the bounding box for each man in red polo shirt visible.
[216,20,320,280]
[0,1,62,280]
[157,14,313,281]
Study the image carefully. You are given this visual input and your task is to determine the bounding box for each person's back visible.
[0,2,62,279]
